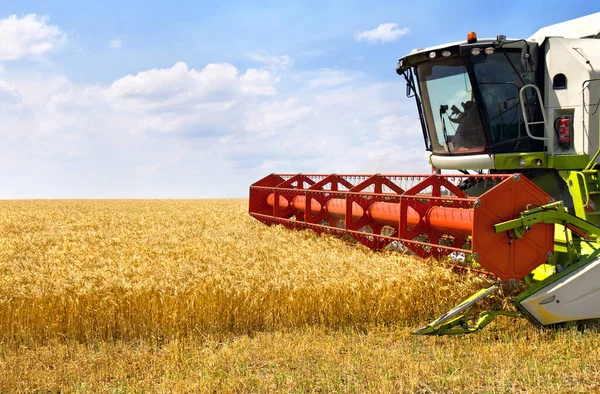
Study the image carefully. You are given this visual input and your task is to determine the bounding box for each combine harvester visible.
[249,13,600,334]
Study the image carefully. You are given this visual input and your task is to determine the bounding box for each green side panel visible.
[493,153,589,171]
[561,171,585,216]
[494,153,547,170]
[554,224,568,254]
[552,224,579,267]
[548,155,590,170]
[560,170,600,227]
[530,264,556,282]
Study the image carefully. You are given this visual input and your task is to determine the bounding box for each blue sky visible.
[0,1,598,198]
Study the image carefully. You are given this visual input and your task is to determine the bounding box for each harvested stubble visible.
[0,199,490,344]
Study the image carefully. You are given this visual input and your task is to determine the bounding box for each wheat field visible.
[1,199,599,393]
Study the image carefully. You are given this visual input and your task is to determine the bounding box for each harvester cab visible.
[250,13,600,334]
[397,13,600,176]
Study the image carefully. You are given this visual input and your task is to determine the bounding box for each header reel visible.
[250,172,600,334]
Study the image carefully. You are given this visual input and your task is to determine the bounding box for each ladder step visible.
[586,211,600,216]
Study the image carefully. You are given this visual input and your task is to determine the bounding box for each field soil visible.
[0,200,598,393]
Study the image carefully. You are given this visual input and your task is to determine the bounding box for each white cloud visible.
[301,50,325,58]
[0,80,27,119]
[0,14,66,61]
[245,98,312,133]
[377,114,420,140]
[108,38,122,49]
[0,80,22,104]
[0,58,429,197]
[105,62,277,110]
[306,69,356,89]
[92,62,281,135]
[247,53,292,70]
[240,68,279,96]
[0,10,431,199]
[354,23,410,43]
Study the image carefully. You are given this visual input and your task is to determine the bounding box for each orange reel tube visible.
[251,173,554,281]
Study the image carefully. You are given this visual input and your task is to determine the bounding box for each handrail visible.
[585,148,600,171]
[519,84,549,142]
[576,171,590,207]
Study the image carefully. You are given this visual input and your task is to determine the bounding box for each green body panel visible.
[493,153,589,170]
[530,264,556,282]
[547,155,591,170]
[560,170,600,226]
[493,152,547,170]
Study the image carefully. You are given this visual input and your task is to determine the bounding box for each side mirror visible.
[406,82,413,98]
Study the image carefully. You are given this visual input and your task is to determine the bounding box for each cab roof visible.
[401,37,519,60]
[528,12,600,43]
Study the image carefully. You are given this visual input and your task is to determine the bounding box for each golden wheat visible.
[2,200,600,393]
[0,199,489,344]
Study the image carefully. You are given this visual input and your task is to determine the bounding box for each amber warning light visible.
[467,31,477,43]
